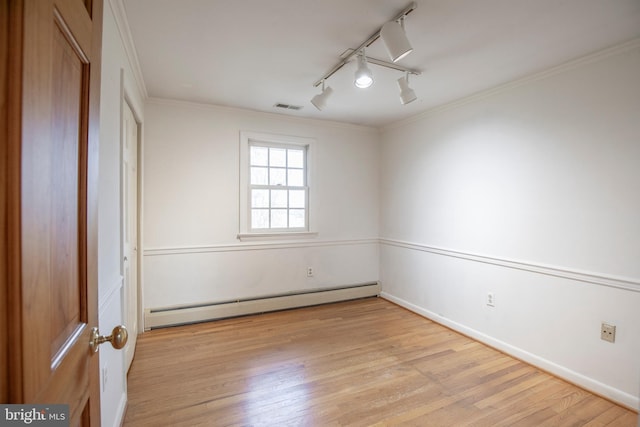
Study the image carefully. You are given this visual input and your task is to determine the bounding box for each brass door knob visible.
[89,325,128,353]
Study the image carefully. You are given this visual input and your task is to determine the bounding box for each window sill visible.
[237,231,319,242]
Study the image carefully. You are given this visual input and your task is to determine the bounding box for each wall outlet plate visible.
[601,323,616,343]
[486,292,495,307]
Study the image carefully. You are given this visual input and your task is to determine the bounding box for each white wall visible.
[98,1,145,426]
[143,100,379,310]
[379,42,640,409]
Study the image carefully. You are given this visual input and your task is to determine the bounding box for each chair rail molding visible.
[380,238,640,293]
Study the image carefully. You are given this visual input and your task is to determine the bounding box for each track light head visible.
[380,19,413,62]
[311,83,333,111]
[397,74,417,105]
[354,53,374,89]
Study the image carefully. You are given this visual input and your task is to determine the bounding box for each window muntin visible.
[248,143,308,231]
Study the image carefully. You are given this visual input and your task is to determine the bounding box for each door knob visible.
[89,325,128,353]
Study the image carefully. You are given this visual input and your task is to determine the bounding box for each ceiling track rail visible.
[313,1,419,87]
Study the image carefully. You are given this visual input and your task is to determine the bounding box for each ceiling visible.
[121,0,640,128]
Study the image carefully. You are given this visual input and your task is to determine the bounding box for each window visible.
[249,144,307,230]
[239,132,316,239]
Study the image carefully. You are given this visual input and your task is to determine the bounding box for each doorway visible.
[122,100,140,371]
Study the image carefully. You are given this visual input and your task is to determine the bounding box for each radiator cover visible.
[144,282,381,330]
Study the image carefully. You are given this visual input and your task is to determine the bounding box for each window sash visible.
[248,143,309,232]
[249,187,308,231]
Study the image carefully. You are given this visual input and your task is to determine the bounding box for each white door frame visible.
[120,85,144,368]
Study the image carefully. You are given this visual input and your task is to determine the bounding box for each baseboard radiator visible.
[144,282,381,330]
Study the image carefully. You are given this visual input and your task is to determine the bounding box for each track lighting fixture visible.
[310,2,420,110]
[380,17,413,62]
[397,72,417,105]
[354,51,374,89]
[311,80,333,111]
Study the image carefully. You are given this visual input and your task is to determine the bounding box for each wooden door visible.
[122,101,138,371]
[1,0,8,406]
[4,0,104,425]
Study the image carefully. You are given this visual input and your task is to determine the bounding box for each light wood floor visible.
[123,298,637,426]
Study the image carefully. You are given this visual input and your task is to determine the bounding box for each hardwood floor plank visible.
[123,298,637,426]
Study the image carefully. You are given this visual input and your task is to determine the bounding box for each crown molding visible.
[108,0,148,99]
[145,97,379,133]
[382,37,640,132]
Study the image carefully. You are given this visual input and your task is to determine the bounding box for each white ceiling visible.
[121,0,640,128]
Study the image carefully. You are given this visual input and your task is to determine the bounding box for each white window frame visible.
[238,131,317,240]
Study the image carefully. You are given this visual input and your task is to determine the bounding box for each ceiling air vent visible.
[274,103,303,111]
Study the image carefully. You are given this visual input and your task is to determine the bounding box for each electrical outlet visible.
[601,323,616,343]
[307,267,314,277]
[486,292,495,307]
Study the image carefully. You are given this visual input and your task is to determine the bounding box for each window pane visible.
[288,149,304,168]
[271,209,287,228]
[288,169,304,187]
[271,189,287,208]
[251,189,269,208]
[270,168,286,186]
[250,167,268,185]
[270,148,286,167]
[250,146,268,166]
[251,209,269,229]
[289,190,305,208]
[289,209,305,228]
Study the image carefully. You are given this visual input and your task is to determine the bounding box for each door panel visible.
[50,16,86,361]
[6,0,104,425]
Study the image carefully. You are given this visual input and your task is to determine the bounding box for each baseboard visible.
[380,292,639,412]
[145,283,381,329]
